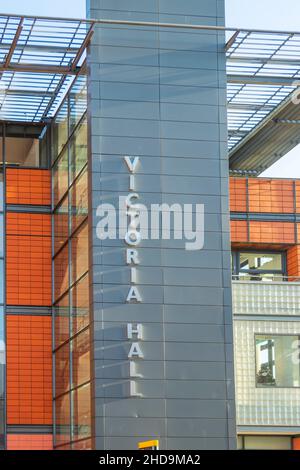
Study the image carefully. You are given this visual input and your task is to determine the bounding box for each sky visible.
[1,0,300,177]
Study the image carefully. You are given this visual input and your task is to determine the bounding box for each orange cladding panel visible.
[230,178,247,212]
[249,221,295,244]
[6,169,51,206]
[248,179,294,213]
[7,434,53,450]
[6,315,52,425]
[6,213,51,306]
[230,220,248,243]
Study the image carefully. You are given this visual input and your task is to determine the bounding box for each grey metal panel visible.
[99,0,159,13]
[98,64,159,84]
[166,437,228,450]
[165,361,227,380]
[88,0,234,451]
[159,0,217,17]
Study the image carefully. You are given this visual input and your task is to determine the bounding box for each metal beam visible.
[227,74,298,86]
[228,56,300,66]
[71,26,94,72]
[4,17,23,68]
[225,30,240,51]
[1,12,300,36]
[0,63,81,75]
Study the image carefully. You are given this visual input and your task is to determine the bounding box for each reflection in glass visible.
[54,197,69,255]
[55,343,70,397]
[72,329,90,388]
[71,273,89,336]
[54,394,71,447]
[240,253,283,271]
[52,100,68,161]
[69,119,87,184]
[70,168,88,233]
[256,334,300,387]
[54,245,69,300]
[72,383,91,442]
[53,148,69,207]
[54,294,70,349]
[70,76,87,132]
[71,222,88,284]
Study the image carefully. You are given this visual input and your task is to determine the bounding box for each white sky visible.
[1,0,300,177]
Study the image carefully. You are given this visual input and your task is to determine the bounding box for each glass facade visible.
[52,74,91,449]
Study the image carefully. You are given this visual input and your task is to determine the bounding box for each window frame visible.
[254,333,300,389]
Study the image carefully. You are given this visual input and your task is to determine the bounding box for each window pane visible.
[72,438,92,450]
[5,137,40,167]
[55,343,70,397]
[69,118,87,184]
[54,394,71,447]
[72,329,90,388]
[69,75,87,132]
[256,334,300,387]
[54,197,69,255]
[72,383,91,441]
[240,253,283,271]
[53,147,68,207]
[71,273,89,336]
[71,222,88,284]
[70,168,88,233]
[54,245,69,301]
[54,294,70,349]
[53,100,68,161]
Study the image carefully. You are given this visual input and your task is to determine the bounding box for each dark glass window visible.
[256,334,300,387]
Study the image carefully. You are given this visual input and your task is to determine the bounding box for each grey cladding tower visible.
[87,0,235,449]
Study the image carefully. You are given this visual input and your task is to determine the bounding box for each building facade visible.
[0,0,300,451]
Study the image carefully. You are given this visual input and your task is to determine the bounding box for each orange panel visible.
[248,179,294,213]
[6,315,52,425]
[293,438,300,450]
[287,246,300,278]
[6,169,51,206]
[7,434,53,450]
[6,213,51,306]
[230,220,248,243]
[229,178,247,212]
[249,221,295,244]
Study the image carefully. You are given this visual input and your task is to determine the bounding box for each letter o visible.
[125,230,142,246]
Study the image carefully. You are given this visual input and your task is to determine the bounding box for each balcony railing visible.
[232,277,300,316]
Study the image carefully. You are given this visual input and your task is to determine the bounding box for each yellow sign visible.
[138,440,159,450]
